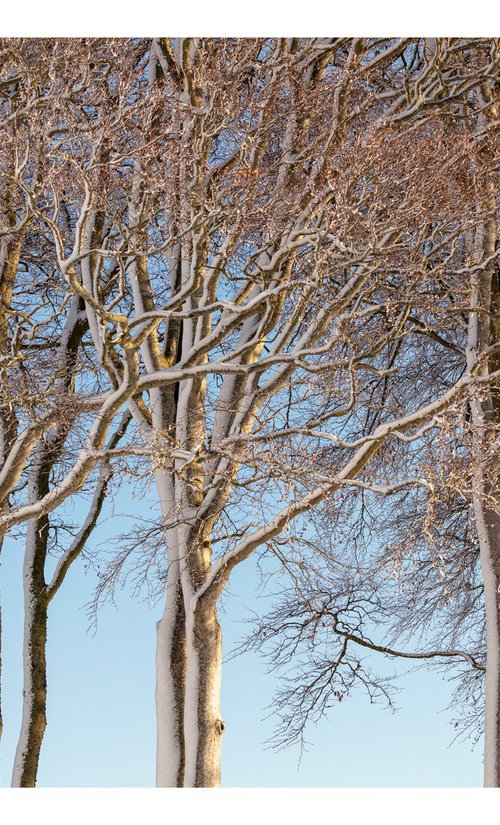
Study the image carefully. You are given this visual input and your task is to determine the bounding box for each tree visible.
[0,106,133,783]
[1,37,499,787]
[237,83,500,781]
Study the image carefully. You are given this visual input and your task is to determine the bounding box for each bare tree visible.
[0,43,139,785]
[465,83,500,783]
[1,38,499,788]
[237,71,500,779]
[0,184,132,785]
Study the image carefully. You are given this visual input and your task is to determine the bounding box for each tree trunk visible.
[467,191,500,786]
[156,576,187,787]
[11,438,52,787]
[183,595,224,787]
[11,521,48,787]
[473,494,500,786]
[470,300,500,786]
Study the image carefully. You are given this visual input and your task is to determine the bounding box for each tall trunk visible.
[156,577,187,787]
[11,520,49,787]
[473,494,500,786]
[470,332,500,787]
[7,295,89,785]
[153,437,186,786]
[11,436,51,787]
[183,595,224,788]
[466,185,500,786]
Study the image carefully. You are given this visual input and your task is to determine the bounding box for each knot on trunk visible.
[215,718,225,735]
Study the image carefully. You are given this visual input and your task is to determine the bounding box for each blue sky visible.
[0,481,483,787]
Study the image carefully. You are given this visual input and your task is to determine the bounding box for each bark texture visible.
[156,578,187,787]
[467,188,500,786]
[11,509,49,787]
[183,596,223,787]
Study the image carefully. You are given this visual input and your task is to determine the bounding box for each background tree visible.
[237,73,500,781]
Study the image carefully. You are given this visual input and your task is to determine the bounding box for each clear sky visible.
[0,479,483,788]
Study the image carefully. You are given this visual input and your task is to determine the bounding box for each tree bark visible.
[156,577,187,787]
[11,519,49,787]
[183,595,224,788]
[466,190,500,787]
[473,493,500,786]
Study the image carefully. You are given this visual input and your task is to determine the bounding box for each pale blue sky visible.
[0,481,483,787]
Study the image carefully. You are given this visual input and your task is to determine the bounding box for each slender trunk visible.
[183,595,224,787]
[156,577,187,787]
[11,520,48,787]
[470,320,500,786]
[473,494,500,786]
[466,185,500,786]
[11,438,51,787]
